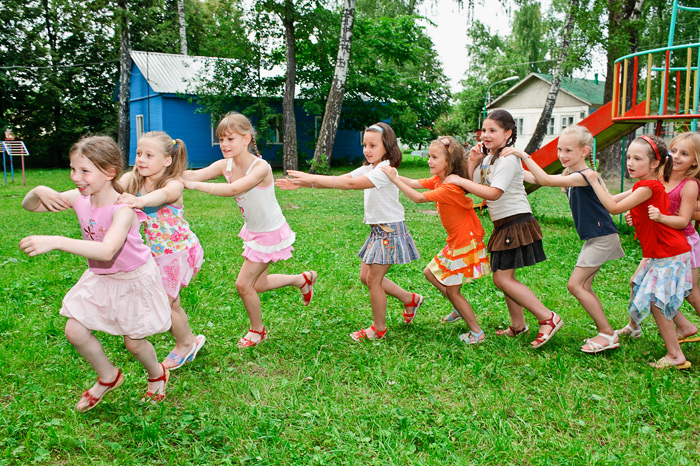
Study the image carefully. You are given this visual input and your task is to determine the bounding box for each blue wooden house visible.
[124,51,364,168]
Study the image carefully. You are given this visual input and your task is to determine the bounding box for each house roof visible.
[131,51,219,94]
[489,72,606,108]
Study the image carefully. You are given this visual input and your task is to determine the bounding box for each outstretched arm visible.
[184,161,269,197]
[19,206,138,261]
[442,174,504,200]
[500,147,588,188]
[182,159,226,182]
[380,166,430,203]
[583,172,651,215]
[22,186,79,212]
[276,170,375,190]
[117,178,184,209]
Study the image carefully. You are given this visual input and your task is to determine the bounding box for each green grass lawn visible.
[1,165,699,465]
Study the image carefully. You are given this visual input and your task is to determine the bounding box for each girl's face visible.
[427,143,448,179]
[135,137,171,179]
[219,131,251,159]
[557,134,589,169]
[626,141,658,180]
[70,152,114,196]
[362,131,386,165]
[669,139,697,174]
[481,119,511,152]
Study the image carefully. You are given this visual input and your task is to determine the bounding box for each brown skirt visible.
[488,213,543,252]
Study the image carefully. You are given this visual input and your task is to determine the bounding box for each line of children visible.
[19,113,700,415]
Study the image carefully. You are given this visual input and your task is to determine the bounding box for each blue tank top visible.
[567,170,618,240]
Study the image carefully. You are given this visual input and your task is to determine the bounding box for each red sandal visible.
[403,293,423,324]
[299,271,317,306]
[142,363,170,403]
[350,325,387,341]
[531,312,564,349]
[75,369,124,413]
[237,326,268,348]
[495,325,530,337]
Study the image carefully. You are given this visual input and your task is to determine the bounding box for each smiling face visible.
[135,137,171,180]
[557,134,589,170]
[362,130,386,165]
[219,131,251,159]
[481,118,511,153]
[427,143,448,179]
[70,152,114,196]
[626,141,658,180]
[669,139,697,175]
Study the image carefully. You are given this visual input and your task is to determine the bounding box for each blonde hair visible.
[69,135,124,194]
[215,112,261,157]
[125,131,188,195]
[669,132,700,180]
[560,125,593,177]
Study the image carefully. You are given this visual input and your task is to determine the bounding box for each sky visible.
[417,1,514,93]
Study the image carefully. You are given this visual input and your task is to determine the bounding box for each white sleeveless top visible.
[225,157,286,233]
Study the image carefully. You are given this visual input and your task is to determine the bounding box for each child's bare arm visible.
[22,186,78,212]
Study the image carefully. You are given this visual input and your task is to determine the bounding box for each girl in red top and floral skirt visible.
[585,135,693,369]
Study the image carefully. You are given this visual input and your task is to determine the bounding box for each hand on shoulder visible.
[500,147,529,160]
[379,165,397,180]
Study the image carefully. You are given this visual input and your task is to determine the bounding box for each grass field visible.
[1,162,699,465]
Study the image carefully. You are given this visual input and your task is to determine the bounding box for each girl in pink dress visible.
[20,136,172,412]
[118,131,205,370]
[182,112,316,348]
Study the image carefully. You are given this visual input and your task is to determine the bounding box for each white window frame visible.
[135,115,144,141]
[514,118,524,136]
[546,117,555,135]
[561,115,575,132]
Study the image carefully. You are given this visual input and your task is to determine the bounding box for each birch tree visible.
[118,0,131,168]
[524,0,579,154]
[178,0,187,55]
[310,0,355,173]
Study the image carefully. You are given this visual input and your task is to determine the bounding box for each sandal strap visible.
[405,293,419,308]
[300,272,313,288]
[248,327,266,337]
[147,364,167,383]
[97,369,122,388]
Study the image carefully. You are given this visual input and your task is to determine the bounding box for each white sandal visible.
[617,323,642,339]
[581,332,620,354]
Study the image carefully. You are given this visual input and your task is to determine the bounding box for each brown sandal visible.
[75,369,124,412]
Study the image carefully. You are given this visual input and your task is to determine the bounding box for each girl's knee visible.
[123,336,148,354]
[64,319,90,345]
[423,267,432,281]
[235,279,253,295]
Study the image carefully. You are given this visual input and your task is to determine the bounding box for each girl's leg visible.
[124,336,168,396]
[253,270,316,294]
[424,269,460,322]
[444,284,481,335]
[674,267,700,339]
[357,262,392,336]
[235,259,271,344]
[360,262,414,305]
[167,295,196,357]
[619,259,648,335]
[492,269,561,345]
[568,266,618,350]
[649,303,687,366]
[65,318,121,402]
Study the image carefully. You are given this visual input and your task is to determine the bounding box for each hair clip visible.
[440,137,450,148]
[639,135,660,160]
[367,125,383,134]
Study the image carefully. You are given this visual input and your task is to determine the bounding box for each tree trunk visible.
[282,0,298,173]
[597,0,643,177]
[524,0,578,155]
[178,0,187,55]
[311,0,356,173]
[118,0,131,168]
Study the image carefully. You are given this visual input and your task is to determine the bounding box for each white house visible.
[487,73,606,150]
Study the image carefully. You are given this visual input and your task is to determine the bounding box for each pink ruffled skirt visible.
[238,222,295,263]
[60,258,172,339]
[154,242,204,299]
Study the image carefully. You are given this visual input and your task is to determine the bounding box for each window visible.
[270,115,284,145]
[546,117,555,135]
[514,118,524,135]
[561,116,575,132]
[135,115,144,141]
